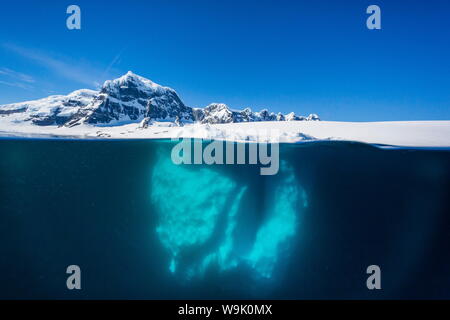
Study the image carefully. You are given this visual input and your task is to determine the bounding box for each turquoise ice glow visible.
[151,146,306,280]
[151,152,236,260]
[247,161,300,278]
[194,186,247,276]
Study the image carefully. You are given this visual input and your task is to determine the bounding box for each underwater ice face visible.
[151,145,306,280]
[246,162,300,278]
[151,153,236,271]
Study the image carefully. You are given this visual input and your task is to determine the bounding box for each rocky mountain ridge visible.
[0,71,320,127]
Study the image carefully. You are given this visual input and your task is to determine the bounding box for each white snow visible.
[2,71,446,147]
[0,118,449,147]
[103,71,175,96]
[0,89,98,121]
[285,112,296,121]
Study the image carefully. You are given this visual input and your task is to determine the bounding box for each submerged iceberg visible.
[151,144,307,280]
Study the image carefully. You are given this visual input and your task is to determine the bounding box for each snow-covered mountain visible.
[65,71,193,127]
[194,104,318,124]
[0,71,319,127]
[0,89,97,126]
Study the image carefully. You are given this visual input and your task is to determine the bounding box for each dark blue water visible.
[0,139,449,299]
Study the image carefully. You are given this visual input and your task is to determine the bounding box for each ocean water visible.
[0,138,449,299]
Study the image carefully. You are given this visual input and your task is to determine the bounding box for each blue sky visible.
[0,0,449,121]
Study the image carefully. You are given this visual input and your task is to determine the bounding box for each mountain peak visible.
[119,70,143,82]
[112,71,156,85]
[0,71,319,128]
[100,71,174,98]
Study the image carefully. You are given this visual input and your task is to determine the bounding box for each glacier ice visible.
[151,145,306,280]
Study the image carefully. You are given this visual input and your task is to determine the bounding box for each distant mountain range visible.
[0,71,319,127]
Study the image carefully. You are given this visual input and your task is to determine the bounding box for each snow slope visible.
[0,118,448,147]
[0,89,97,125]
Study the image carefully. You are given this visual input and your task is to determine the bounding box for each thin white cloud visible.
[0,79,34,91]
[2,43,107,88]
[0,68,35,83]
[102,47,126,79]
